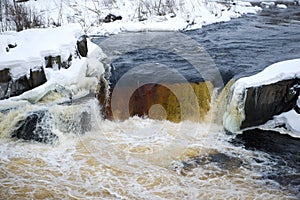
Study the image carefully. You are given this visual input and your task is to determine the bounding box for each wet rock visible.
[57,109,92,135]
[12,111,58,144]
[241,78,300,129]
[77,35,88,57]
[210,153,243,170]
[173,152,242,176]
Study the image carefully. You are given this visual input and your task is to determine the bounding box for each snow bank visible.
[91,0,262,35]
[3,0,262,35]
[0,24,83,78]
[0,24,106,103]
[224,59,300,134]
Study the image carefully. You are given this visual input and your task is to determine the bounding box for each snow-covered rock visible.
[277,4,288,9]
[224,59,300,135]
[0,24,107,103]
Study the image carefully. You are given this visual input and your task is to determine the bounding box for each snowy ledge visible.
[224,59,300,137]
[0,24,107,104]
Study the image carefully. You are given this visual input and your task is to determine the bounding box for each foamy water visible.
[0,101,297,199]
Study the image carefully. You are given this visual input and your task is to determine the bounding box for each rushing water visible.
[1,5,300,199]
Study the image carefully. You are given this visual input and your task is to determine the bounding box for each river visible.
[0,5,300,199]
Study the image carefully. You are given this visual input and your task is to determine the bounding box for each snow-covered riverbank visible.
[1,0,262,35]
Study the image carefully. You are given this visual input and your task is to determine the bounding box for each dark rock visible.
[210,153,243,170]
[0,66,47,100]
[175,152,243,175]
[103,14,122,23]
[8,43,17,49]
[77,35,88,57]
[0,68,12,83]
[28,67,47,88]
[241,78,300,129]
[0,69,12,99]
[12,110,58,144]
[9,75,30,97]
[45,55,72,69]
[45,55,62,70]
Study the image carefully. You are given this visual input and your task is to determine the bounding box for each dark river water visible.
[93,5,300,86]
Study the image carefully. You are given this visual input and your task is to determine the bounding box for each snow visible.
[272,110,300,137]
[233,59,300,95]
[2,0,262,35]
[90,0,262,35]
[277,4,288,9]
[263,96,300,138]
[0,24,83,78]
[224,59,300,134]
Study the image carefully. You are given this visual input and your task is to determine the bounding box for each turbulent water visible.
[1,5,300,199]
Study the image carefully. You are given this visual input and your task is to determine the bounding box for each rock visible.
[28,67,47,88]
[174,151,242,175]
[12,110,58,144]
[8,43,17,49]
[57,109,92,135]
[77,35,88,57]
[210,153,242,170]
[241,79,300,129]
[0,66,47,100]
[45,55,62,70]
[0,69,12,99]
[9,75,30,97]
[103,14,122,23]
[45,55,72,69]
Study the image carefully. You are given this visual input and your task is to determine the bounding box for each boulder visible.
[77,35,88,57]
[12,110,58,144]
[241,78,300,129]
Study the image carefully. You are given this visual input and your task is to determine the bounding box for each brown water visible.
[0,98,298,199]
